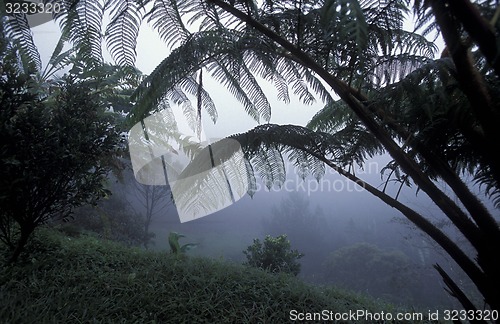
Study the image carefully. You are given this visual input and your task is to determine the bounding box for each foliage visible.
[168,231,198,255]
[9,0,500,310]
[323,243,420,305]
[0,228,423,323]
[243,234,303,276]
[66,198,151,247]
[0,29,123,263]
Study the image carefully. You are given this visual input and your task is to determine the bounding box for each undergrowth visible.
[0,227,431,323]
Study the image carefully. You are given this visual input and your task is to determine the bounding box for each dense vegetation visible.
[0,228,420,323]
[0,34,124,263]
[1,0,500,313]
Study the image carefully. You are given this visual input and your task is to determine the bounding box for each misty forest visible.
[1,0,500,322]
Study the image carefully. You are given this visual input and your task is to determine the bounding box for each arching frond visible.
[308,98,385,168]
[207,56,268,122]
[145,0,190,50]
[307,100,354,132]
[129,31,220,123]
[321,0,368,53]
[105,0,144,66]
[178,75,218,124]
[170,123,360,205]
[251,144,286,189]
[2,13,42,73]
[130,30,278,124]
[54,0,105,65]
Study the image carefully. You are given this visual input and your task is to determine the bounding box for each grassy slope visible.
[0,228,425,323]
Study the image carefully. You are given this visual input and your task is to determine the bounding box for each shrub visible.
[243,234,303,276]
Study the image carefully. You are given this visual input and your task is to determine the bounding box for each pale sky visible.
[30,9,444,141]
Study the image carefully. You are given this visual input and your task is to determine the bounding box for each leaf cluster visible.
[168,231,198,255]
[243,234,304,276]
[0,41,122,248]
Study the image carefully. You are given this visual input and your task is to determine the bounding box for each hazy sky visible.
[31,9,445,141]
[28,12,456,225]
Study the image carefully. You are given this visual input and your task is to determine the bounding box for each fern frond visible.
[321,0,368,52]
[54,0,104,65]
[145,0,190,50]
[3,13,42,73]
[307,100,355,133]
[172,123,385,206]
[238,60,272,122]
[288,149,310,180]
[105,0,144,66]
[207,57,262,122]
[244,157,257,197]
[178,75,218,124]
[250,145,281,189]
[40,35,75,80]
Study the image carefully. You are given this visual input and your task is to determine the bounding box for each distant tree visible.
[66,161,173,248]
[264,192,336,279]
[131,175,173,249]
[265,192,329,242]
[243,234,303,276]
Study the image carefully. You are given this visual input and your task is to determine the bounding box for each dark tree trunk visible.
[8,225,34,264]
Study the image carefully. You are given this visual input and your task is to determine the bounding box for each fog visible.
[31,20,486,312]
[80,149,481,311]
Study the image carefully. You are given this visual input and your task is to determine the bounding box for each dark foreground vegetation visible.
[0,228,429,323]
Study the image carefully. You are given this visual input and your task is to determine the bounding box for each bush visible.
[243,234,304,276]
[0,34,124,262]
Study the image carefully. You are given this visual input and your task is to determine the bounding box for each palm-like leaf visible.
[105,0,144,66]
[2,12,42,73]
[52,0,104,65]
[144,0,190,49]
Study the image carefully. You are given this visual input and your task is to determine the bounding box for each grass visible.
[0,227,432,323]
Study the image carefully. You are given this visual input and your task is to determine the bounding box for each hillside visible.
[0,228,428,323]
